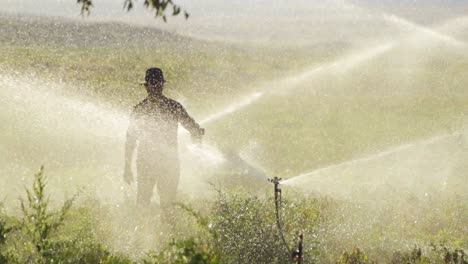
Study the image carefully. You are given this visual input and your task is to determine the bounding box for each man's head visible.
[142,68,166,95]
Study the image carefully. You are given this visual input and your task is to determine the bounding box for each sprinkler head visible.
[268,176,282,185]
[268,177,282,198]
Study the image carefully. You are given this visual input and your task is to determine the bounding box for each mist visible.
[0,0,467,262]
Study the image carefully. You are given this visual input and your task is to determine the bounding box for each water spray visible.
[268,176,303,263]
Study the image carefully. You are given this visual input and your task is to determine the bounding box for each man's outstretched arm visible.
[176,103,205,142]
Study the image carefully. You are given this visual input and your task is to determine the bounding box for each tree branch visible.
[78,0,189,22]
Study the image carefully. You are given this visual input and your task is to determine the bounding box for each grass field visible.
[1,13,467,263]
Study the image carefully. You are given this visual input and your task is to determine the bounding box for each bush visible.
[177,188,322,263]
[390,247,424,264]
[0,167,466,264]
[144,238,221,264]
[337,247,373,264]
[431,245,467,264]
[389,245,467,264]
[0,209,17,263]
[19,166,77,259]
[0,167,133,264]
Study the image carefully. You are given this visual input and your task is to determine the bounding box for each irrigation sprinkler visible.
[292,234,304,264]
[268,176,304,263]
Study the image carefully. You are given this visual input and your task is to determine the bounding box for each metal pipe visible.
[292,234,304,264]
[268,177,291,254]
[269,177,305,263]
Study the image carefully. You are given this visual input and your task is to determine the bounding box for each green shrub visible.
[1,167,466,264]
[0,218,12,246]
[176,188,322,263]
[390,247,426,264]
[431,245,467,264]
[19,166,77,261]
[388,245,467,264]
[0,217,14,263]
[337,247,373,264]
[144,237,221,264]
[0,167,134,264]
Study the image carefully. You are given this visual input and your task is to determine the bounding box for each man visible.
[123,67,204,218]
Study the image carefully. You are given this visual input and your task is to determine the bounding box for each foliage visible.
[390,247,424,264]
[0,167,134,263]
[0,169,467,263]
[210,191,287,263]
[430,244,467,264]
[76,0,92,16]
[177,202,216,238]
[370,245,467,264]
[19,166,77,257]
[0,217,12,246]
[144,238,221,264]
[337,247,373,264]
[78,0,188,22]
[176,188,322,263]
[0,214,14,263]
[25,239,133,264]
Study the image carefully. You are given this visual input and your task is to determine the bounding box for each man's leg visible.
[137,160,157,206]
[156,160,180,231]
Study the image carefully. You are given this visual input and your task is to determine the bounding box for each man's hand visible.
[123,165,134,184]
[191,127,205,144]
